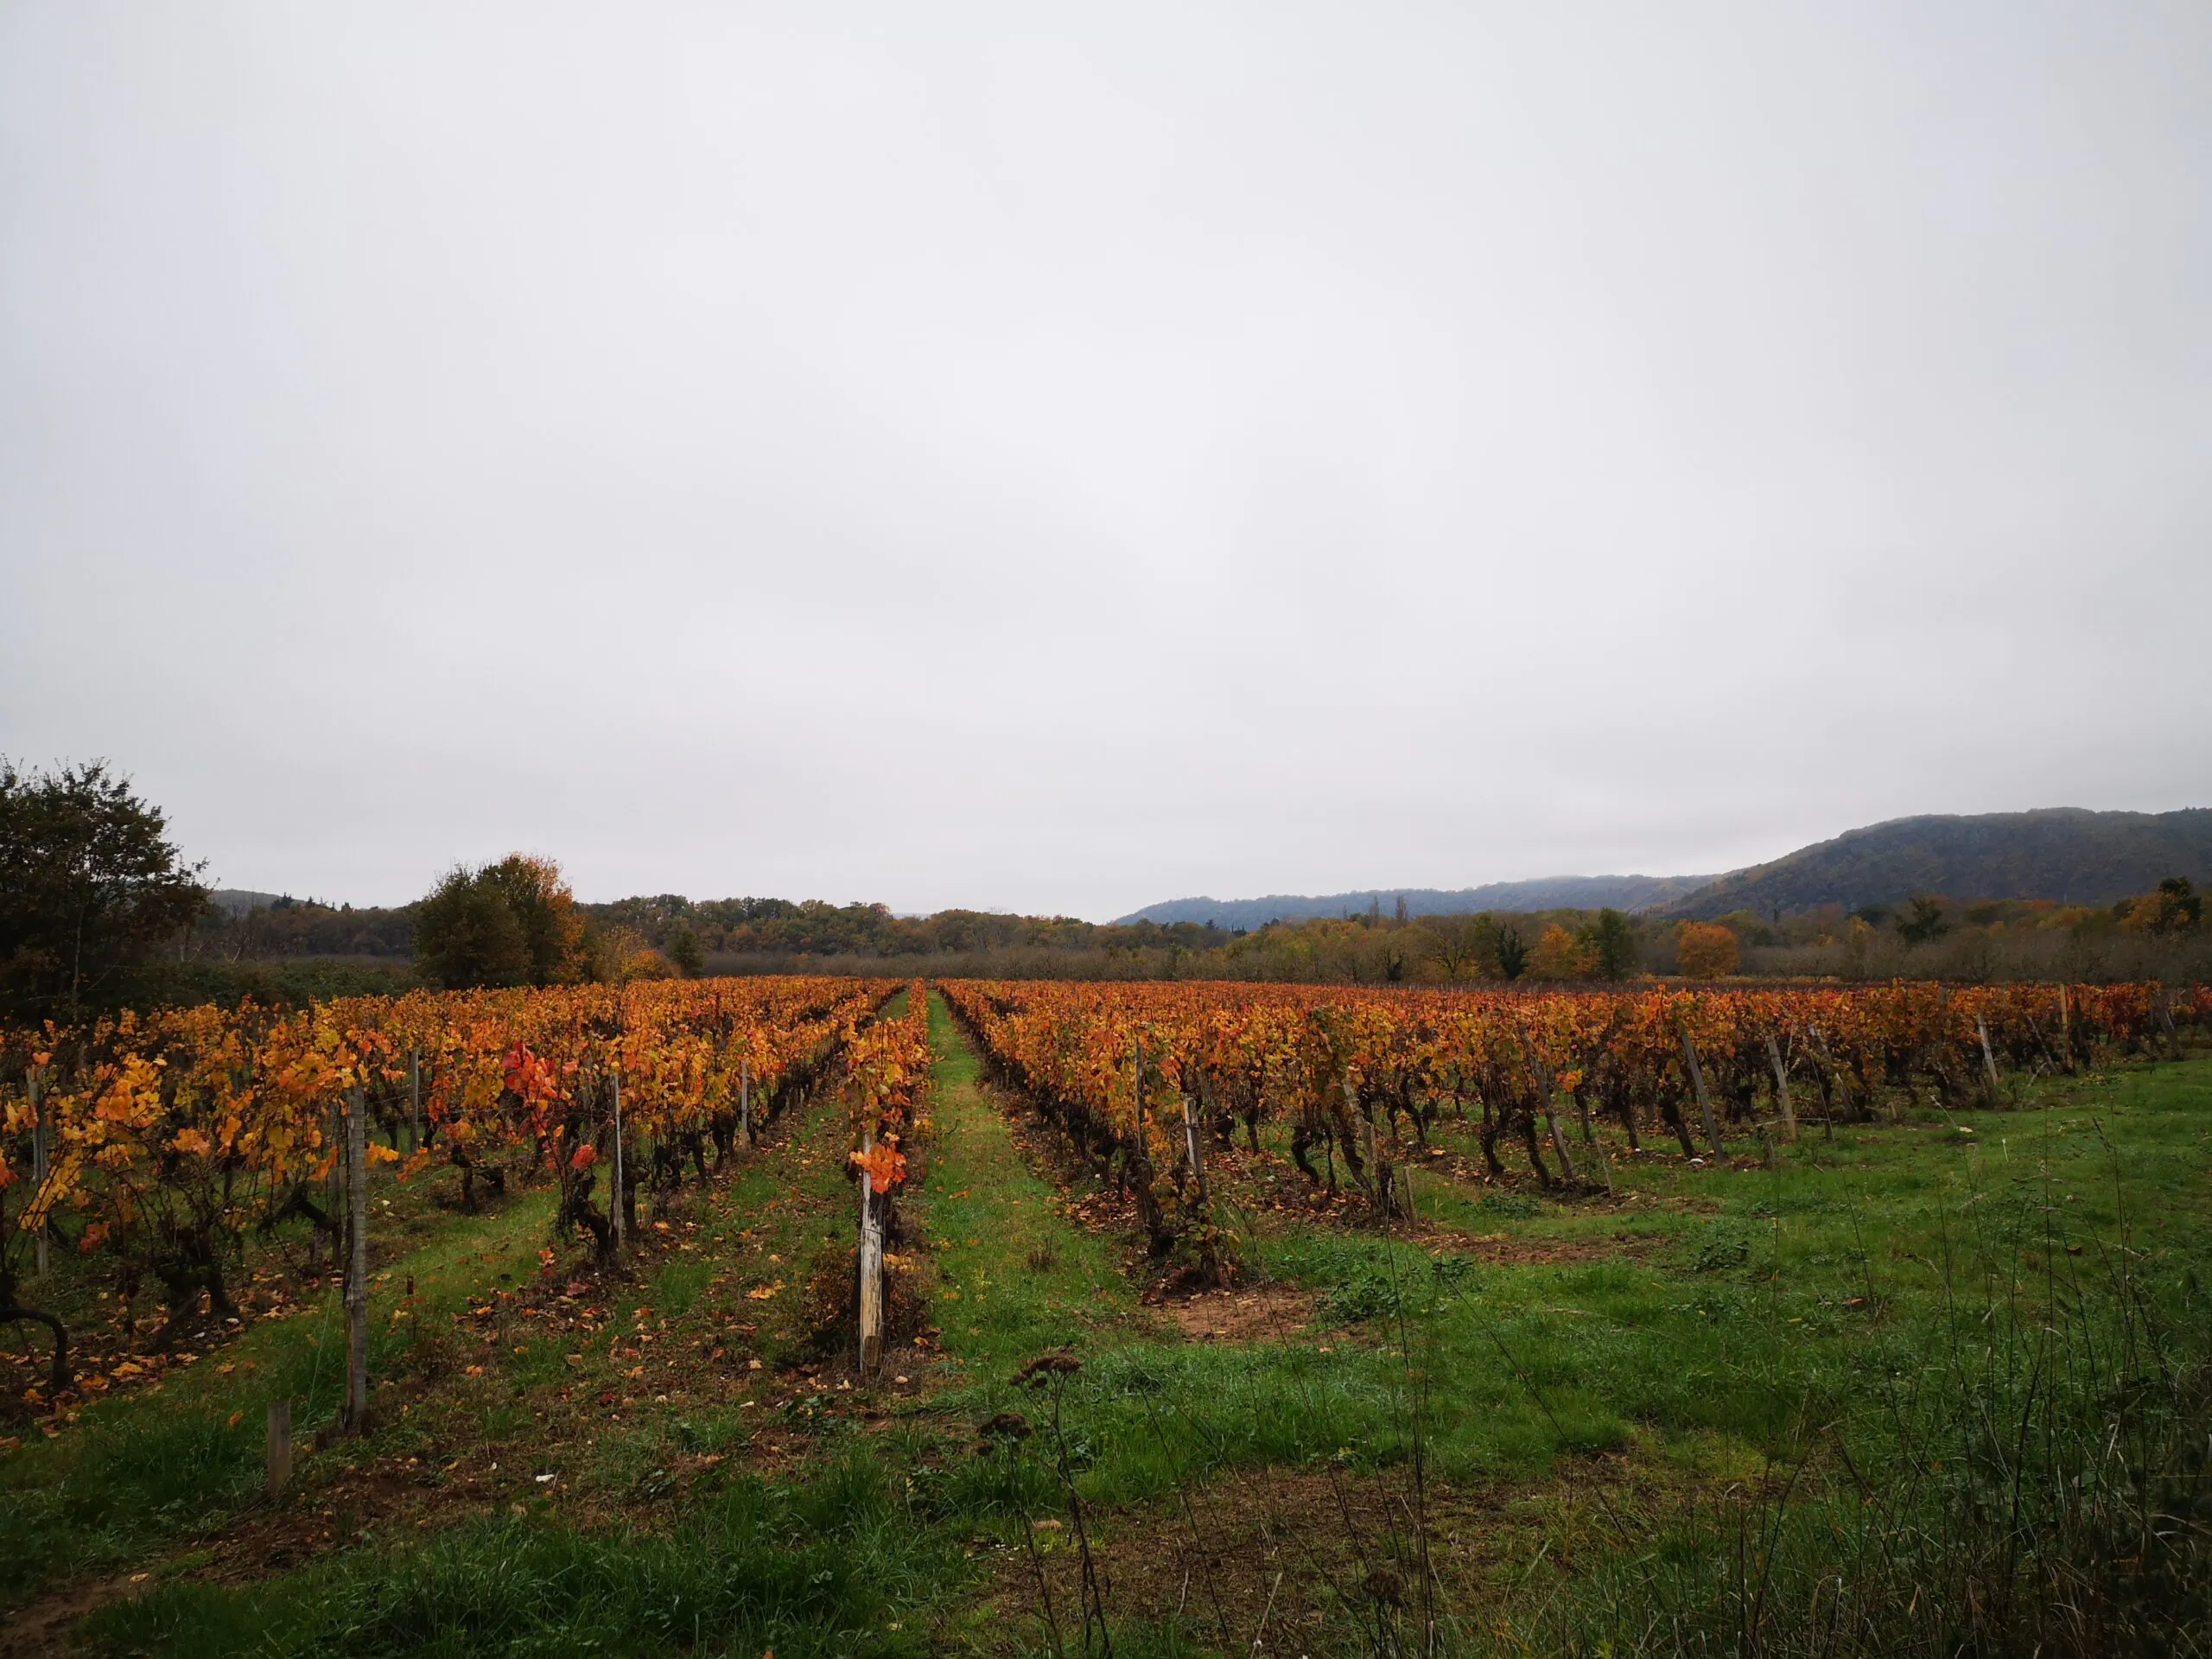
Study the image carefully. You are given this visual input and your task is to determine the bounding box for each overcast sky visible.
[4,3,2209,920]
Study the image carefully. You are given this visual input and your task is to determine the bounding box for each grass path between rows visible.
[908,989,1145,1377]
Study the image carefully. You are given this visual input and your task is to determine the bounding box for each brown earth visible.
[962,1451,1689,1655]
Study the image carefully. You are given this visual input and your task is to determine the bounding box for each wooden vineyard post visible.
[1181,1093,1208,1205]
[327,1098,345,1271]
[1350,1074,1402,1217]
[407,1049,421,1156]
[1132,1034,1143,1135]
[1533,1058,1579,1186]
[1677,1021,1725,1159]
[267,1400,292,1497]
[2058,985,2074,1073]
[1975,1016,2002,1101]
[611,1069,625,1252]
[739,1058,751,1149]
[29,1066,47,1278]
[1764,1034,1797,1141]
[343,1087,370,1433]
[855,1126,884,1375]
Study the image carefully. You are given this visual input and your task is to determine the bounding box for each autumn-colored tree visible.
[1420,916,1487,982]
[1528,924,1596,980]
[588,924,674,984]
[484,855,587,983]
[1675,920,1739,979]
[2121,876,2203,938]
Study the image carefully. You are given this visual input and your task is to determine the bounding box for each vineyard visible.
[944,977,2206,1270]
[0,978,926,1406]
[0,976,2202,1656]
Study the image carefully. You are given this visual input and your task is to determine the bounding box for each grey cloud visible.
[4,3,2207,918]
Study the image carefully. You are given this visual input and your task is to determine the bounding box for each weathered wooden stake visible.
[1181,1095,1207,1205]
[611,1070,625,1250]
[856,1127,884,1374]
[2058,984,2074,1072]
[267,1399,292,1496]
[2154,989,2181,1058]
[1534,1058,1579,1185]
[1678,1022,1725,1158]
[1975,1016,2002,1099]
[29,1067,48,1278]
[739,1058,751,1148]
[327,1097,344,1270]
[344,1087,370,1432]
[407,1048,421,1155]
[1764,1034,1797,1141]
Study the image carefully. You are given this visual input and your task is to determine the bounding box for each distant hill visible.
[209,888,288,916]
[1119,808,2212,931]
[1116,874,1716,930]
[1668,808,2212,918]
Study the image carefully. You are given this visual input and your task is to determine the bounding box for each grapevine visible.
[0,976,899,1396]
[944,979,2205,1264]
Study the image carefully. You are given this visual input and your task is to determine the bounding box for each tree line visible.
[5,759,2204,1029]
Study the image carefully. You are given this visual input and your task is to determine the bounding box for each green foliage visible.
[1493,919,1529,981]
[0,760,208,1022]
[413,855,585,989]
[1584,906,1637,979]
[664,924,704,976]
[1897,893,1950,944]
[151,957,420,1009]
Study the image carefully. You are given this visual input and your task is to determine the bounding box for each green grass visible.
[0,1187,556,1605]
[910,988,1141,1372]
[25,1004,2212,1656]
[92,1452,957,1658]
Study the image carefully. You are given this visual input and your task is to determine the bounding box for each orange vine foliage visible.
[943,977,2204,1237]
[0,976,898,1314]
[842,982,930,1194]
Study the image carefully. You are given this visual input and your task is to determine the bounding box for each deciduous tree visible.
[414,855,587,988]
[1675,920,1739,979]
[1529,924,1596,980]
[0,760,208,1022]
[1584,908,1637,980]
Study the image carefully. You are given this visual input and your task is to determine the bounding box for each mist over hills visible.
[1118,809,2211,929]
[1116,874,1717,930]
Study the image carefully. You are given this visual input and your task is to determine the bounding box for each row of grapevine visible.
[944,979,2205,1261]
[0,976,897,1396]
[837,982,931,1370]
